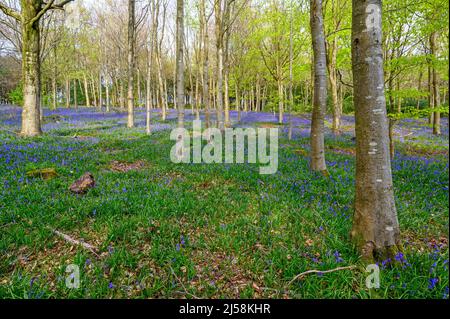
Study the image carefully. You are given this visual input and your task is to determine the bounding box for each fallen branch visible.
[19,216,100,258]
[287,265,357,287]
[49,228,100,258]
[0,222,15,229]
[169,266,199,299]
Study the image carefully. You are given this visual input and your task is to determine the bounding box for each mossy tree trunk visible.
[21,1,42,136]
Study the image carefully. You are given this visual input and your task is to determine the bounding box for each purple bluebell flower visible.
[428,278,439,289]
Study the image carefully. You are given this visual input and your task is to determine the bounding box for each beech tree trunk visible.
[65,78,70,108]
[127,0,136,128]
[430,32,441,135]
[351,0,401,260]
[327,36,341,134]
[84,74,90,107]
[200,0,211,128]
[176,0,185,128]
[20,3,42,136]
[215,0,225,130]
[73,79,78,109]
[309,0,327,173]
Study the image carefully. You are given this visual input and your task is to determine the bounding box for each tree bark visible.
[73,79,78,109]
[430,32,441,135]
[310,0,327,173]
[84,74,90,107]
[176,0,185,128]
[127,0,136,128]
[200,0,211,128]
[19,2,42,136]
[215,0,225,130]
[65,78,70,108]
[351,0,401,260]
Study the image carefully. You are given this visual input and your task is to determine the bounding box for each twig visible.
[287,265,357,287]
[169,266,199,299]
[49,228,100,258]
[0,222,15,229]
[18,216,100,258]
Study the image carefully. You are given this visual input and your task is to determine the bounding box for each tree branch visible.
[0,3,20,21]
[31,0,75,25]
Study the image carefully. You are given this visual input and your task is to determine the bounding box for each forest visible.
[0,0,448,300]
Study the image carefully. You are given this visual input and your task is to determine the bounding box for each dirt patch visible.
[109,160,147,173]
[189,249,262,298]
[327,146,356,156]
[402,231,448,252]
[402,145,448,157]
[294,148,308,156]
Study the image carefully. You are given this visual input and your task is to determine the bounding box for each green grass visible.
[0,119,448,299]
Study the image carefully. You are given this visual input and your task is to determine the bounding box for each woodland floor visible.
[0,105,448,299]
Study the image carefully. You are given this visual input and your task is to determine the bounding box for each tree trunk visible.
[351,0,401,260]
[176,0,185,128]
[417,70,422,110]
[288,7,294,140]
[200,0,211,128]
[430,32,441,135]
[20,3,42,136]
[73,79,78,109]
[105,77,110,112]
[215,0,225,130]
[327,36,341,134]
[65,78,70,108]
[127,0,136,128]
[310,0,327,173]
[91,77,97,108]
[52,76,57,110]
[98,73,103,109]
[83,75,90,107]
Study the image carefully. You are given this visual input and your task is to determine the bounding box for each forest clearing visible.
[0,0,448,301]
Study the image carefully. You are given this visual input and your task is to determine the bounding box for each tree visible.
[351,0,401,260]
[127,0,135,128]
[176,0,185,128]
[0,0,74,136]
[199,0,211,128]
[309,0,327,174]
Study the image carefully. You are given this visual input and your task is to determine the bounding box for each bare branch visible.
[0,3,20,21]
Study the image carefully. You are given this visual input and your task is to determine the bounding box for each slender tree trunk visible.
[215,0,225,130]
[91,77,97,108]
[65,78,70,108]
[52,46,57,110]
[417,70,422,110]
[127,0,136,128]
[176,0,185,128]
[137,68,141,106]
[98,73,103,109]
[327,36,341,134]
[288,6,294,140]
[235,82,241,121]
[84,74,90,107]
[73,79,78,109]
[351,0,401,260]
[105,76,110,112]
[52,76,57,110]
[427,61,433,124]
[310,0,327,173]
[430,32,441,135]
